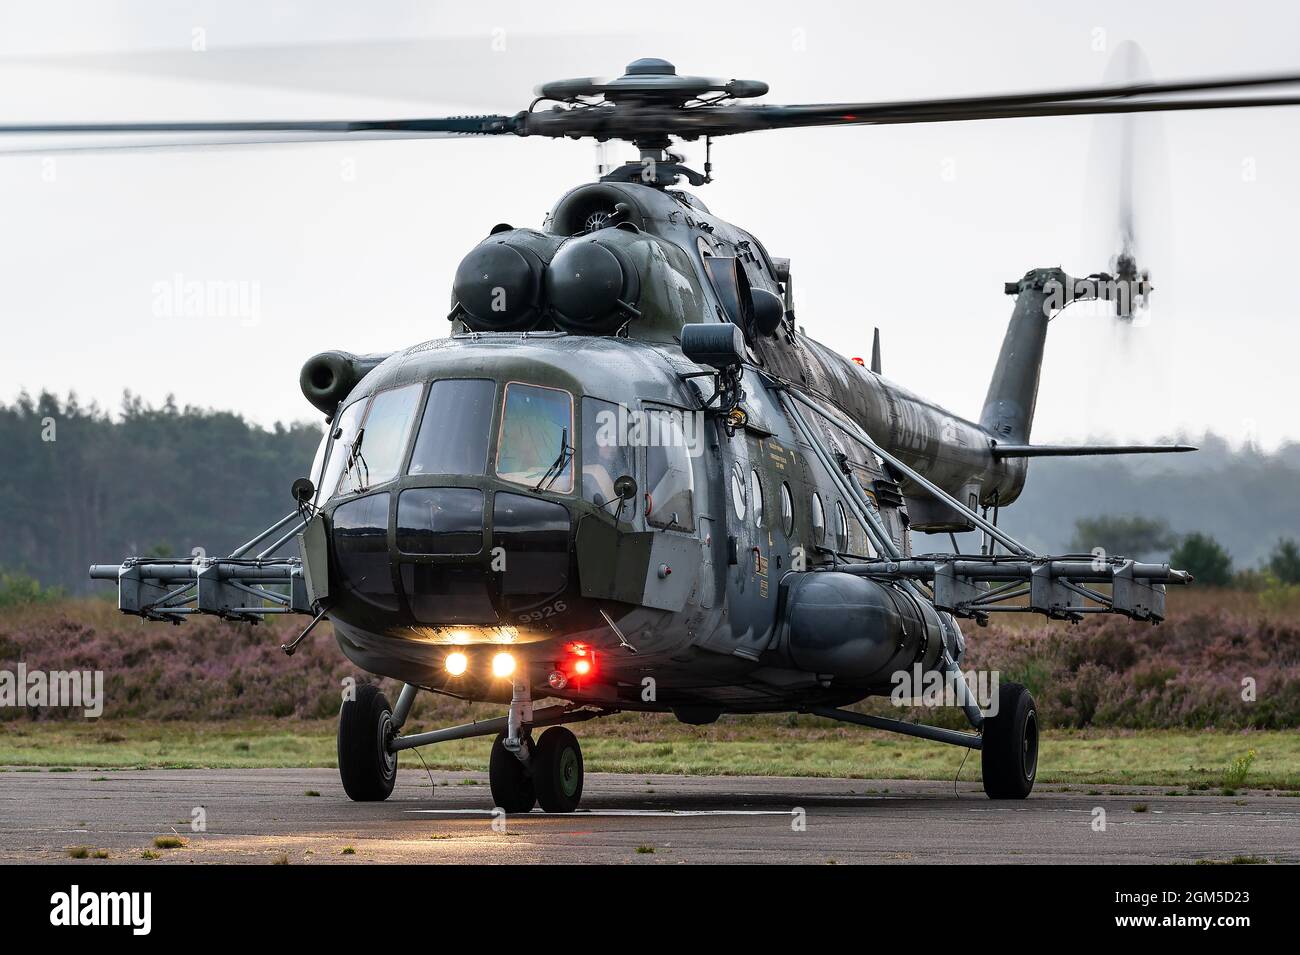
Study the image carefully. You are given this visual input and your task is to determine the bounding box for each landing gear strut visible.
[337,678,605,810]
[489,726,586,814]
[487,678,586,814]
[808,669,1038,800]
[489,731,536,812]
[491,675,538,812]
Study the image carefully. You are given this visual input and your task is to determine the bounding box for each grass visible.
[1221,749,1257,790]
[152,835,186,849]
[1,717,1298,788]
[1195,855,1270,865]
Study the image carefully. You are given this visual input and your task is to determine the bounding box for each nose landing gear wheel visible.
[981,681,1038,799]
[337,683,397,802]
[533,726,584,813]
[489,732,537,813]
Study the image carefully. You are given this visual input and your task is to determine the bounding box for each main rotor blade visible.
[770,70,1300,125]
[0,115,519,153]
[754,93,1300,129]
[7,67,1300,152]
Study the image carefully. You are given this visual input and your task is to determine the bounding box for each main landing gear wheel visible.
[489,732,536,813]
[337,683,397,802]
[533,726,584,813]
[981,681,1038,799]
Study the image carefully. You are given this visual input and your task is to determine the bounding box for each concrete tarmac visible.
[1,768,1296,864]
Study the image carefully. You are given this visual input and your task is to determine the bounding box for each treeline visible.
[1065,514,1300,590]
[0,391,322,595]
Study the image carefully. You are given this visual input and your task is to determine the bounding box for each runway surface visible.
[1,767,1296,864]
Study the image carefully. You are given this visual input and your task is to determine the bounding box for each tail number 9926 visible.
[518,600,567,624]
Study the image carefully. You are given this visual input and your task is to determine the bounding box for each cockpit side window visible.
[581,397,637,509]
[645,407,696,531]
[308,428,329,497]
[496,382,574,493]
[319,399,366,503]
[339,383,423,495]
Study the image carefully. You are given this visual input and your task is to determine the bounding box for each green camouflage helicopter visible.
[40,56,1300,811]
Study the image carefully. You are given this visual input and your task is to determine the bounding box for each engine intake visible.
[299,350,390,418]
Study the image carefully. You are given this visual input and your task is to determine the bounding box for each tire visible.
[981,681,1038,799]
[337,683,397,802]
[489,733,536,813]
[533,727,584,813]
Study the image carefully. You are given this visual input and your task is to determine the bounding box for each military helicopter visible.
[38,56,1299,811]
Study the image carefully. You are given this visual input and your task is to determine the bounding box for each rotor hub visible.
[534,58,768,108]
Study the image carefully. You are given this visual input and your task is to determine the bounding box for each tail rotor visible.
[1088,41,1163,323]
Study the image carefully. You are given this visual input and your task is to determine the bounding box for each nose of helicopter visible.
[299,331,689,691]
[307,350,600,669]
[324,479,576,641]
[319,476,592,696]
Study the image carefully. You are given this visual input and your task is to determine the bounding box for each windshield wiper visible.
[533,428,573,492]
[346,427,369,491]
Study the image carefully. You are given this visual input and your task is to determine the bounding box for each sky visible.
[0,0,1297,448]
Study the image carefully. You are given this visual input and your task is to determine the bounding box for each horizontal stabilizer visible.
[990,443,1197,458]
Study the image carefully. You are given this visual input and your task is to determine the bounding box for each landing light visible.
[445,652,468,676]
[492,652,516,678]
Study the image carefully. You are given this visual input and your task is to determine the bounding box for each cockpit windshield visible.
[495,382,574,493]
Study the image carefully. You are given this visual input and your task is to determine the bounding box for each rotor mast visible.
[531,57,764,188]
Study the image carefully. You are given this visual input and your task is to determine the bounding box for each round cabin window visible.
[731,464,746,520]
[835,501,849,552]
[780,482,794,536]
[810,493,826,545]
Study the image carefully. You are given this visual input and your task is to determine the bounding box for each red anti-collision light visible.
[561,643,595,680]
